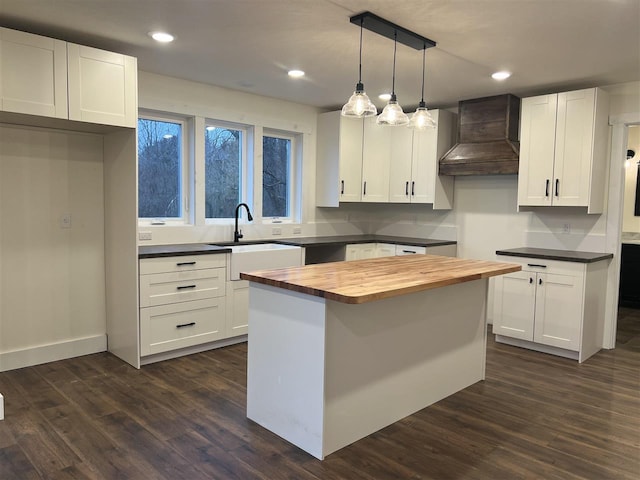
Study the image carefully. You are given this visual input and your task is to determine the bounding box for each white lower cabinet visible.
[226,279,250,337]
[345,242,456,260]
[139,254,227,358]
[140,298,225,356]
[493,255,608,362]
[345,243,378,261]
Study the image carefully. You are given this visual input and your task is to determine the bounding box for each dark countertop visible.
[138,236,456,258]
[496,247,613,263]
[273,235,456,248]
[139,243,230,259]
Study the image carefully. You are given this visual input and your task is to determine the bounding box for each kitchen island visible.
[241,255,520,459]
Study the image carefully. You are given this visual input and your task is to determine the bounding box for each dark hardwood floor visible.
[1,310,639,480]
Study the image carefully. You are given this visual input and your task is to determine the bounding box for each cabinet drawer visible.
[140,298,226,356]
[396,245,426,255]
[495,255,585,276]
[139,268,225,307]
[140,254,226,275]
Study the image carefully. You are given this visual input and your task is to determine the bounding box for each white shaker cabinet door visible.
[0,27,68,118]
[533,272,583,351]
[337,115,364,202]
[518,94,557,207]
[552,89,596,208]
[67,43,137,128]
[493,270,535,341]
[388,127,414,203]
[361,117,391,203]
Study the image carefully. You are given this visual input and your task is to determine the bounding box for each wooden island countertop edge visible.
[240,255,521,304]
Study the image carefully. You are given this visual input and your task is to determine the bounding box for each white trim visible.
[604,113,640,348]
[495,335,579,361]
[0,334,107,372]
[139,334,247,365]
[0,393,4,420]
[137,111,190,223]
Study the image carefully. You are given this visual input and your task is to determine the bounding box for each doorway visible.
[617,126,640,350]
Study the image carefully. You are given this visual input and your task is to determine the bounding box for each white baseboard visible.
[495,335,579,361]
[140,334,247,366]
[0,334,107,372]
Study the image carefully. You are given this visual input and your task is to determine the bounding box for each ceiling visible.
[1,0,639,111]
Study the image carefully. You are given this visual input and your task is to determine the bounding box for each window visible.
[263,132,294,218]
[205,123,245,219]
[137,115,187,221]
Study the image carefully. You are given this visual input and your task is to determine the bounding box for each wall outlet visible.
[272,227,282,235]
[562,223,571,234]
[139,231,152,241]
[293,227,302,235]
[60,213,71,229]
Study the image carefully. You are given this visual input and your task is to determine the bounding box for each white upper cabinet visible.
[0,28,68,119]
[361,117,392,202]
[317,111,363,205]
[387,110,455,208]
[317,109,456,208]
[67,44,137,128]
[518,88,610,213]
[0,27,137,129]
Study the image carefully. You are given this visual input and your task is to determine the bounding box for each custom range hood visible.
[439,94,521,175]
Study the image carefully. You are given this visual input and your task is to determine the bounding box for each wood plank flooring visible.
[1,310,638,479]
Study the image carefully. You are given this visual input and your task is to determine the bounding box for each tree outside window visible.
[138,118,182,218]
[205,126,242,219]
[263,135,291,218]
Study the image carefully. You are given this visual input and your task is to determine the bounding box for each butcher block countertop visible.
[240,255,521,304]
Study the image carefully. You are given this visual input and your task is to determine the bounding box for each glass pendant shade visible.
[342,82,377,117]
[377,95,409,126]
[409,45,437,130]
[409,102,436,129]
[342,19,377,118]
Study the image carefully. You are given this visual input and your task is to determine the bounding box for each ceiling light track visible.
[349,11,436,51]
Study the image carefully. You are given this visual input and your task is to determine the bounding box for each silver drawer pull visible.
[176,322,196,328]
[176,284,196,290]
[176,261,196,266]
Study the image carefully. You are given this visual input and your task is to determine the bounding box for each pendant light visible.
[409,45,437,129]
[377,31,409,126]
[341,18,377,117]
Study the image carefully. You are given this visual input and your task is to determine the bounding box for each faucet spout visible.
[234,203,253,243]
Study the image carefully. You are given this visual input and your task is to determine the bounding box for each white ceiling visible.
[1,0,639,111]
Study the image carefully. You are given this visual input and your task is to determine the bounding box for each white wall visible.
[138,71,366,246]
[0,125,107,370]
[623,125,639,233]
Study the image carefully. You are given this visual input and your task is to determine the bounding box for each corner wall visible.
[0,125,107,371]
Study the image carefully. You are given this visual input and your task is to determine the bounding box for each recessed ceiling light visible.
[491,71,511,81]
[150,31,174,43]
[288,70,305,78]
[379,93,391,101]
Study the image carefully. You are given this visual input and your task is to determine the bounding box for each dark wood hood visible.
[439,94,521,175]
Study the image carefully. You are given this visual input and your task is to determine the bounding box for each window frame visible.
[262,129,299,223]
[137,111,190,226]
[203,119,250,224]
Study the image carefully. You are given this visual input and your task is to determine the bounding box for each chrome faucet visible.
[234,203,253,243]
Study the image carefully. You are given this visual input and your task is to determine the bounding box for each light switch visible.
[61,213,71,229]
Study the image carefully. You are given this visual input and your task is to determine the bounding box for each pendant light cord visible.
[420,45,426,103]
[391,31,397,95]
[358,19,364,83]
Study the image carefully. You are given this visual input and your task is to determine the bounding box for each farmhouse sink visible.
[213,242,303,280]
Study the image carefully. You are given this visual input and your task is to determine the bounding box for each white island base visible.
[246,278,489,460]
